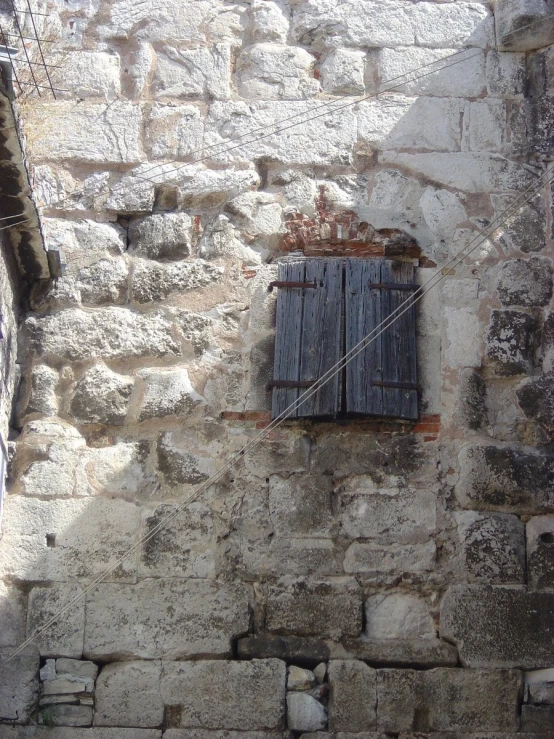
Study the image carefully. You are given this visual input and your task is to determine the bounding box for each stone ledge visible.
[330,638,458,667]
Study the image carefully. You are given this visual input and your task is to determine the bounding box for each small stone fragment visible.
[70,364,134,425]
[138,367,204,421]
[40,659,56,682]
[319,49,366,95]
[365,593,434,640]
[288,665,316,691]
[287,692,327,732]
[55,658,98,681]
[314,662,327,684]
[128,213,193,261]
[328,660,377,732]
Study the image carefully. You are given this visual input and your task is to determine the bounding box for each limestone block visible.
[39,661,55,681]
[0,581,26,648]
[379,47,485,97]
[94,661,163,728]
[204,101,356,166]
[0,731,161,738]
[454,369,487,431]
[16,364,59,422]
[0,496,140,582]
[56,659,98,681]
[137,367,204,420]
[42,676,92,695]
[490,192,546,253]
[343,541,436,574]
[237,43,319,99]
[164,734,292,739]
[249,0,289,43]
[268,474,334,537]
[462,100,506,152]
[410,1,493,48]
[179,167,260,208]
[495,0,554,50]
[70,364,133,426]
[131,259,223,303]
[75,258,129,305]
[335,638,458,668]
[42,219,125,273]
[365,593,434,640]
[517,372,554,433]
[27,583,84,658]
[497,257,554,307]
[287,692,327,732]
[139,502,215,578]
[455,511,525,584]
[265,577,362,639]
[55,51,120,100]
[444,306,482,368]
[486,309,537,376]
[18,437,83,498]
[380,151,536,193]
[319,49,365,94]
[157,432,215,486]
[339,487,436,544]
[528,679,554,702]
[237,536,343,579]
[76,442,152,498]
[161,659,286,730]
[84,579,250,660]
[153,44,231,100]
[0,646,39,724]
[358,97,461,152]
[198,215,261,265]
[39,704,92,726]
[328,660,377,732]
[486,50,526,97]
[441,585,554,668]
[25,102,142,164]
[26,308,181,361]
[376,667,520,732]
[237,635,330,664]
[226,191,284,241]
[419,188,467,239]
[455,445,554,514]
[288,666,316,691]
[521,704,554,731]
[527,516,554,588]
[129,213,192,260]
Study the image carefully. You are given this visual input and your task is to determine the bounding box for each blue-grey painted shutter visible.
[345,258,418,420]
[271,259,342,419]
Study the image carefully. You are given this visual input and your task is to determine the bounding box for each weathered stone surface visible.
[163,733,292,739]
[137,367,204,420]
[410,2,493,48]
[178,167,260,208]
[462,99,506,152]
[288,666,316,691]
[27,583,85,658]
[328,660,376,732]
[268,474,334,537]
[528,679,554,703]
[343,541,436,575]
[455,445,554,514]
[491,192,546,253]
[0,730,161,738]
[25,102,142,164]
[129,213,192,260]
[154,44,231,100]
[517,372,554,433]
[526,516,554,588]
[287,692,326,732]
[26,308,181,361]
[56,658,98,681]
[204,101,356,166]
[1,496,140,582]
[156,432,215,486]
[496,0,554,50]
[70,364,133,425]
[486,309,537,376]
[16,364,59,423]
[237,635,330,665]
[0,581,26,648]
[358,97,462,152]
[455,369,487,431]
[365,594,434,640]
[42,219,126,272]
[161,659,286,730]
[335,638,458,667]
[39,704,92,726]
[496,257,553,307]
[441,585,554,668]
[198,215,261,264]
[320,49,365,94]
[84,579,250,660]
[521,704,554,731]
[131,259,223,303]
[0,647,39,724]
[75,441,151,498]
[94,661,163,728]
[443,305,483,369]
[455,511,526,583]
[486,49,526,98]
[265,578,362,639]
[146,104,204,160]
[75,258,129,305]
[56,51,121,100]
[237,43,319,100]
[377,667,521,732]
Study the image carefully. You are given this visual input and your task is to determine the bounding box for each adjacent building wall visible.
[1,0,554,734]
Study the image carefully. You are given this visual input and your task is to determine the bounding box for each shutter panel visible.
[271,259,342,420]
[346,258,418,420]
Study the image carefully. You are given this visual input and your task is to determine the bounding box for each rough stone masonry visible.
[1,0,554,735]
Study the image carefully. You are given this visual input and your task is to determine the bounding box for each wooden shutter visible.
[345,258,418,420]
[271,259,342,419]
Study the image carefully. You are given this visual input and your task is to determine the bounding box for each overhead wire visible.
[3,161,552,666]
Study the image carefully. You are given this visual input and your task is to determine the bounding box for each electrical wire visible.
[3,162,552,666]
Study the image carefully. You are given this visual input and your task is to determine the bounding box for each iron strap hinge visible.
[268,281,317,292]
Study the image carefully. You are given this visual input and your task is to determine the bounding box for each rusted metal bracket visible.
[266,380,315,390]
[371,380,419,390]
[368,282,417,290]
[268,280,317,292]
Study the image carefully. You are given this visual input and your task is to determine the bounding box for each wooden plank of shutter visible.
[296,259,342,417]
[271,261,306,419]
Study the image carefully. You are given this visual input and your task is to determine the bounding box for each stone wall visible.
[1,0,554,734]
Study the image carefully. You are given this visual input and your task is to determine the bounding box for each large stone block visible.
[250,0,289,43]
[486,309,538,376]
[0,581,26,648]
[27,583,84,658]
[145,103,204,160]
[409,1,493,48]
[25,308,181,361]
[365,594,434,640]
[204,101,356,166]
[328,660,377,732]
[441,585,554,668]
[286,692,327,732]
[462,100,506,152]
[335,638,458,667]
[153,44,231,100]
[136,367,204,421]
[455,445,554,514]
[268,474,334,537]
[16,364,59,423]
[486,50,526,98]
[497,257,553,307]
[343,541,436,575]
[320,49,366,95]
[517,372,554,434]
[41,219,126,273]
[75,258,129,306]
[0,647,39,725]
[376,667,521,732]
[526,516,554,588]
[495,0,554,50]
[521,704,554,730]
[163,733,293,739]
[455,511,526,583]
[443,305,483,368]
[0,496,140,582]
[25,102,142,164]
[55,51,121,100]
[237,43,319,100]
[84,579,250,660]
[237,635,330,665]
[70,364,133,426]
[128,213,192,261]
[94,661,164,728]
[161,659,286,731]
[491,192,546,254]
[131,259,223,303]
[265,577,362,639]
[0,730,161,738]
